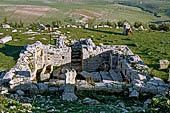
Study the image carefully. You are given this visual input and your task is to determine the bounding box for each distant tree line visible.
[0,17,170,31]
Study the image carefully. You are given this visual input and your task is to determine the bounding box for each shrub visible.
[117,21,124,27]
[158,23,170,31]
[149,24,157,30]
[134,21,142,28]
[106,21,116,27]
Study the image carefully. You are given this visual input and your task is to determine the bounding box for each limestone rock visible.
[16,90,25,96]
[0,87,8,94]
[129,90,139,98]
[137,74,147,81]
[40,73,50,81]
[109,69,123,82]
[84,38,96,48]
[80,71,92,79]
[62,84,77,101]
[49,86,58,93]
[83,97,99,105]
[91,72,101,82]
[2,24,10,28]
[143,99,152,109]
[149,77,165,86]
[39,24,47,30]
[56,38,66,48]
[38,83,48,94]
[11,82,39,94]
[62,93,78,101]
[0,35,12,44]
[12,29,17,33]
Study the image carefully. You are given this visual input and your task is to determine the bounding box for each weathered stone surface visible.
[137,74,147,81]
[49,86,58,93]
[0,35,12,44]
[3,41,71,82]
[2,24,10,28]
[80,71,92,79]
[11,82,39,94]
[39,24,47,30]
[100,71,112,81]
[83,97,99,105]
[62,84,77,101]
[149,77,165,86]
[129,90,139,98]
[109,69,123,82]
[56,38,66,48]
[143,99,152,109]
[62,93,78,101]
[16,90,25,96]
[0,87,8,94]
[40,73,50,81]
[38,83,48,94]
[91,72,101,82]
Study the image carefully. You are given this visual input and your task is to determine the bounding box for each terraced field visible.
[0,0,169,24]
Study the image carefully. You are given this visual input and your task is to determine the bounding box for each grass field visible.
[0,0,170,24]
[0,27,170,81]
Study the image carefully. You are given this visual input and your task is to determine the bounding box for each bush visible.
[158,23,170,31]
[149,24,157,30]
[134,21,142,28]
[106,21,116,27]
[117,21,124,27]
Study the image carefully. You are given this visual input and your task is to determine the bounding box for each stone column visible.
[62,69,78,101]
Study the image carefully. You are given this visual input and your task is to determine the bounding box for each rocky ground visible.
[0,90,170,113]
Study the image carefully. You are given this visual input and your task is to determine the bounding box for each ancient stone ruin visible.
[0,38,169,101]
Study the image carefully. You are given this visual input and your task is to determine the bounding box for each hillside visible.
[0,0,169,24]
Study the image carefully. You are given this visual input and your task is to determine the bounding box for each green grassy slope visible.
[0,0,169,24]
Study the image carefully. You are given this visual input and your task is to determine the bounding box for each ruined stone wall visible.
[3,41,71,80]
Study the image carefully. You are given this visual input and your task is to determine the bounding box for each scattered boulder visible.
[85,24,88,28]
[16,90,25,96]
[39,24,47,30]
[11,82,39,94]
[83,97,99,105]
[0,87,8,95]
[12,29,17,33]
[143,99,152,109]
[38,83,48,94]
[91,72,101,82]
[49,86,58,93]
[129,90,139,98]
[80,71,92,79]
[2,24,10,29]
[0,35,12,44]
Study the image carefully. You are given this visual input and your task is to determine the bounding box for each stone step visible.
[71,59,82,62]
[100,71,112,81]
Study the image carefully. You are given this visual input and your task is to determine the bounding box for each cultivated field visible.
[0,0,170,24]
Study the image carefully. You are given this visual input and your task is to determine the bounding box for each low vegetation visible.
[0,91,169,112]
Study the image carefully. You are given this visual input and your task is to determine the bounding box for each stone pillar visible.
[62,69,78,101]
